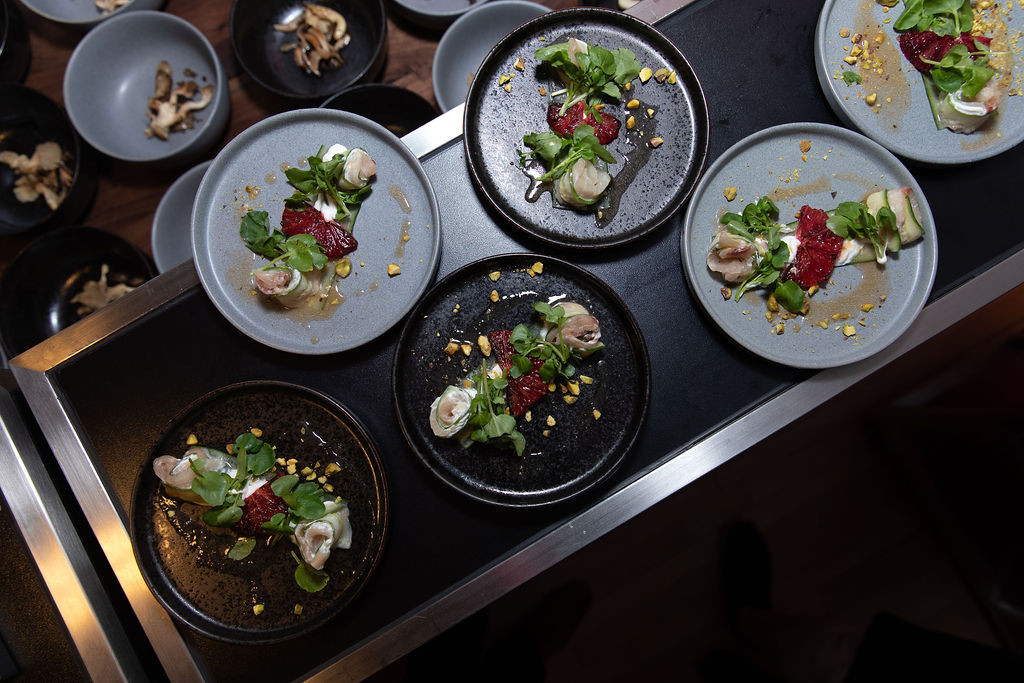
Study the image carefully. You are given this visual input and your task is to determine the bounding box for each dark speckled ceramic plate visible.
[130,381,389,644]
[463,7,709,248]
[815,0,1024,165]
[393,254,650,507]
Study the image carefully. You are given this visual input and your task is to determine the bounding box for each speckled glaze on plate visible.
[681,123,938,369]
[192,109,441,355]
[815,0,1024,165]
[130,381,389,644]
[464,7,709,248]
[393,253,650,507]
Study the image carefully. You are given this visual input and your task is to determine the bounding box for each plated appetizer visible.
[241,143,375,310]
[516,37,643,213]
[153,430,353,593]
[708,187,925,315]
[429,299,604,456]
[891,0,1006,133]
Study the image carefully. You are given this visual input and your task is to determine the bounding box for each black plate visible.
[320,83,438,138]
[0,226,154,360]
[230,0,387,101]
[130,381,389,644]
[393,253,651,507]
[463,7,709,249]
[0,84,97,235]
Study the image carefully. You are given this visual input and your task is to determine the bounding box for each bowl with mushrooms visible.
[0,84,98,235]
[230,0,387,101]
[17,0,164,29]
[62,11,230,165]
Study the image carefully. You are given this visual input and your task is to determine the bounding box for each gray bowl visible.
[18,0,164,28]
[391,0,495,30]
[432,0,548,112]
[63,11,230,165]
[151,160,210,273]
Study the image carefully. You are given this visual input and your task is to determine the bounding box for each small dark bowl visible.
[231,0,387,101]
[320,84,438,138]
[0,0,31,83]
[0,226,156,360]
[0,84,98,235]
[390,0,490,31]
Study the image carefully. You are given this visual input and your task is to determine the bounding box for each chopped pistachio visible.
[513,56,525,71]
[253,604,264,616]
[490,289,499,302]
[649,137,664,148]
[524,410,532,422]
[563,395,578,405]
[546,415,556,427]
[325,462,341,476]
[387,263,401,276]
[336,258,351,278]
[460,343,472,356]
[294,605,303,616]
[639,66,653,82]
[478,335,492,356]
[444,341,460,356]
[250,427,263,437]
[593,409,602,420]
[580,375,594,385]
[653,67,670,82]
[531,261,543,273]
[567,381,580,396]
[488,270,501,281]
[724,186,737,201]
[842,323,857,337]
[861,303,875,312]
[626,99,640,109]
[626,115,636,129]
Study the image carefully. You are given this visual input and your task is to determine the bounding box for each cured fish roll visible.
[333,148,377,191]
[293,501,353,570]
[554,158,611,208]
[429,386,477,437]
[706,230,765,283]
[546,302,604,354]
[153,446,236,503]
[252,266,322,309]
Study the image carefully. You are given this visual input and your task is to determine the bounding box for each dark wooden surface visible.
[0,0,576,270]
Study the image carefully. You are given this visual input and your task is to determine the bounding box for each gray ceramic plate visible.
[464,7,709,248]
[192,109,441,355]
[432,0,549,112]
[130,381,388,643]
[681,122,938,369]
[392,253,650,507]
[152,160,210,273]
[814,0,1024,165]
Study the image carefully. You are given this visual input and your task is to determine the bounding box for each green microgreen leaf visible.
[228,537,256,560]
[292,551,330,593]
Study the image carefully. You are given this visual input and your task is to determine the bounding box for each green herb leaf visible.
[271,474,299,497]
[773,280,806,314]
[292,551,330,592]
[203,503,243,528]
[261,512,294,536]
[228,537,256,560]
[522,125,615,183]
[842,71,863,85]
[189,464,231,507]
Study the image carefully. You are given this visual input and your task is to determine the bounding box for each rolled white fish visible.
[545,301,603,353]
[293,501,353,570]
[555,158,611,208]
[429,385,477,438]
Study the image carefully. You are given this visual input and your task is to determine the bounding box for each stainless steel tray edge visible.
[0,381,148,681]
[302,248,1024,680]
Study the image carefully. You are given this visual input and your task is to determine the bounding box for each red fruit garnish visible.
[898,31,992,73]
[280,207,358,259]
[488,329,515,369]
[487,329,548,417]
[508,361,548,417]
[235,479,289,536]
[784,206,844,290]
[547,102,621,144]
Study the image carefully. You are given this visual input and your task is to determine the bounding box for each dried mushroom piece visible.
[94,0,130,14]
[70,264,140,316]
[275,4,351,77]
[0,141,74,211]
[144,61,214,141]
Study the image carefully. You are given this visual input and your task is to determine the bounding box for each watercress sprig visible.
[723,198,806,313]
[239,210,329,272]
[894,0,973,37]
[535,40,641,116]
[921,43,995,98]
[284,146,372,218]
[827,201,897,263]
[522,125,615,182]
[466,360,525,457]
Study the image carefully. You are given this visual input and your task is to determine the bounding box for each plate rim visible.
[128,379,390,645]
[191,108,442,355]
[391,251,652,508]
[814,0,1024,166]
[680,121,939,369]
[462,6,710,249]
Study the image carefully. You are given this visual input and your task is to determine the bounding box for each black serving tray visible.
[12,0,1024,679]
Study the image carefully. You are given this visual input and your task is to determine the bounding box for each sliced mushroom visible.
[274,3,349,76]
[143,62,214,140]
[1,142,73,210]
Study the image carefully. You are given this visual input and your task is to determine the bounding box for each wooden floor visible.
[372,285,1024,682]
